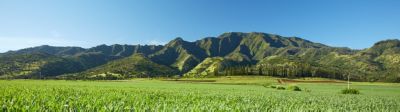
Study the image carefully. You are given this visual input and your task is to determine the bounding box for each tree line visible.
[216,62,347,80]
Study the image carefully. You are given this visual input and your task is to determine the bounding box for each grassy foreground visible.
[1,77,399,111]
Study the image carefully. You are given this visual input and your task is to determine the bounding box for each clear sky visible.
[0,0,399,52]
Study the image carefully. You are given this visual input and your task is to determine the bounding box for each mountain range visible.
[0,32,399,82]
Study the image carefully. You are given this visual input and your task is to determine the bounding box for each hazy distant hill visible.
[0,32,399,82]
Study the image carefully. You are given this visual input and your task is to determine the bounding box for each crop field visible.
[1,77,400,111]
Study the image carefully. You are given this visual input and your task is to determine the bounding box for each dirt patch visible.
[278,79,345,84]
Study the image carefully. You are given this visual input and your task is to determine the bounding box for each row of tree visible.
[217,63,348,80]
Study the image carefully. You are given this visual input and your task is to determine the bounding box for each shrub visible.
[288,85,302,91]
[276,86,286,90]
[270,85,277,88]
[341,88,360,94]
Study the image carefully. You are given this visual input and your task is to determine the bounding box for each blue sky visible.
[0,0,399,52]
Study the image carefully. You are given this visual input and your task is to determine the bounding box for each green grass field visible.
[1,77,399,111]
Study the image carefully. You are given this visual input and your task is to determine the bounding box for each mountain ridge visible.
[0,32,399,82]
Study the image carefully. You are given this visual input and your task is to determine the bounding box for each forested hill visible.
[0,32,399,82]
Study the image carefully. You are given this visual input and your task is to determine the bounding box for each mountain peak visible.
[218,32,247,38]
[165,37,188,47]
[173,37,184,41]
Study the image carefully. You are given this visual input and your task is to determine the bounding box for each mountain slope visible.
[219,32,328,61]
[0,32,399,82]
[0,52,83,79]
[356,39,400,81]
[70,54,178,79]
[149,38,203,72]
[0,44,163,78]
[150,32,331,72]
[72,44,163,69]
[184,57,233,78]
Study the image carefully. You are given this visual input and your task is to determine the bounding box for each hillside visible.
[0,32,399,82]
[0,44,163,78]
[0,52,83,79]
[64,54,177,79]
[184,57,233,78]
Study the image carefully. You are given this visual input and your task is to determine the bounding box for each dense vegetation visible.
[64,54,178,79]
[0,32,399,82]
[341,88,361,94]
[0,80,399,111]
[0,44,163,79]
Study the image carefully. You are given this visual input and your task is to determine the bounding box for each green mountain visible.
[72,44,163,69]
[0,32,399,82]
[0,44,162,78]
[64,54,177,79]
[150,32,330,72]
[0,52,83,79]
[149,38,203,72]
[357,39,400,81]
